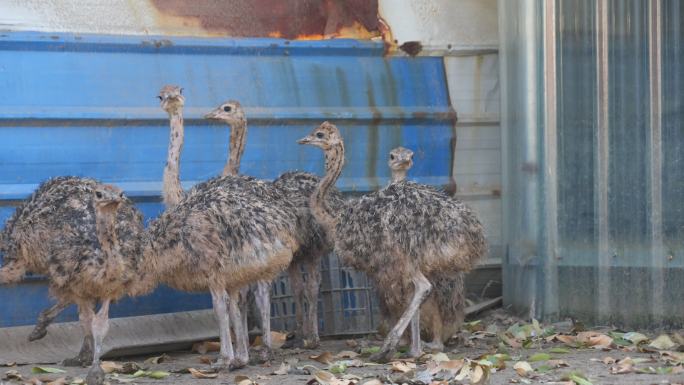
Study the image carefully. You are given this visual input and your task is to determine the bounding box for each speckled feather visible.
[145,174,300,293]
[0,176,147,301]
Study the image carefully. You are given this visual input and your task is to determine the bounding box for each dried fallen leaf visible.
[100,361,123,374]
[188,368,218,379]
[235,374,254,385]
[555,335,577,347]
[46,378,67,385]
[345,339,359,349]
[602,356,616,365]
[548,359,569,368]
[610,357,634,374]
[311,352,334,365]
[335,351,359,359]
[471,365,485,384]
[192,341,221,354]
[70,377,85,384]
[32,367,66,374]
[649,334,676,350]
[272,362,291,375]
[661,351,684,365]
[4,370,23,381]
[361,380,381,385]
[199,356,213,365]
[390,361,416,373]
[499,333,522,349]
[120,362,143,374]
[622,332,649,345]
[0,362,16,367]
[514,361,533,377]
[438,359,465,374]
[145,354,170,365]
[454,365,471,381]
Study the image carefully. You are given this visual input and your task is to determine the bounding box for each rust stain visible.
[399,41,422,56]
[149,0,383,41]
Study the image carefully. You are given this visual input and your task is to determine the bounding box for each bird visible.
[0,179,149,385]
[205,101,344,351]
[297,122,487,362]
[378,146,470,352]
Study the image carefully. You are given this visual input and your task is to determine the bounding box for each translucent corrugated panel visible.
[500,0,684,327]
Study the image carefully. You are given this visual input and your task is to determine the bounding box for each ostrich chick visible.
[378,147,469,352]
[298,122,487,362]
[205,101,344,350]
[0,179,147,385]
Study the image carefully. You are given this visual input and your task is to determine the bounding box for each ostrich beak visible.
[204,109,221,120]
[297,136,312,145]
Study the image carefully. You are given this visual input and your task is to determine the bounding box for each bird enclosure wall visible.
[0,0,502,338]
[500,0,684,328]
[0,32,457,328]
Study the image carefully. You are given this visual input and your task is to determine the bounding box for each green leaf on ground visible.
[550,347,570,354]
[528,353,550,362]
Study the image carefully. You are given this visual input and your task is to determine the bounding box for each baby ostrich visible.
[378,147,468,352]
[205,102,344,350]
[0,179,147,385]
[24,85,188,345]
[298,122,487,362]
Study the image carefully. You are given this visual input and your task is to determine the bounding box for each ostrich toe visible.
[369,348,397,363]
[86,364,105,385]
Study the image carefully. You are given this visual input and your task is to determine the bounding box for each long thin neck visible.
[95,208,118,254]
[391,169,407,184]
[310,143,345,238]
[222,118,247,177]
[162,110,184,207]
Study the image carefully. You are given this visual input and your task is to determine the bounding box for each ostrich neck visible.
[222,118,247,177]
[310,143,345,238]
[391,169,407,184]
[162,110,184,207]
[95,208,118,254]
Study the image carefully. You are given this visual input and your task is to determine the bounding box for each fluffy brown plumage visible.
[377,147,469,350]
[205,100,344,350]
[299,122,487,362]
[0,178,147,384]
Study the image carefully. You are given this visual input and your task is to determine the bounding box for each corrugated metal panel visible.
[500,0,684,327]
[0,31,455,327]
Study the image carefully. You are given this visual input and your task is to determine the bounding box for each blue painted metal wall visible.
[0,31,455,327]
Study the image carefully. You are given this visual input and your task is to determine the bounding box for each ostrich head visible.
[158,85,185,114]
[388,147,413,172]
[92,184,125,213]
[297,121,342,150]
[204,100,245,125]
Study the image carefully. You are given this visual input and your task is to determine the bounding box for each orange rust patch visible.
[150,0,382,40]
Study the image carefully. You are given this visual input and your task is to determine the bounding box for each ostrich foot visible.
[281,334,319,350]
[86,364,105,385]
[249,346,273,365]
[211,358,246,371]
[27,326,48,342]
[62,353,93,367]
[422,340,444,353]
[369,348,397,363]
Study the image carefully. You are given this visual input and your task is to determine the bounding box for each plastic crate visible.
[270,253,380,337]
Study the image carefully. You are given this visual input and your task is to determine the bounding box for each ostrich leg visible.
[210,289,235,371]
[303,258,321,348]
[409,313,422,357]
[63,300,95,367]
[254,281,272,351]
[85,299,111,385]
[227,292,248,368]
[29,300,70,341]
[282,263,306,349]
[370,271,432,363]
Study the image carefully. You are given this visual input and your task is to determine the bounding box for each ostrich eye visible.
[119,192,124,198]
[95,191,103,199]
[223,105,232,112]
[157,96,163,101]
[316,132,324,139]
[390,154,395,160]
[179,88,184,95]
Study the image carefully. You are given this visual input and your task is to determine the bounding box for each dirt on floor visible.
[2,309,683,385]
